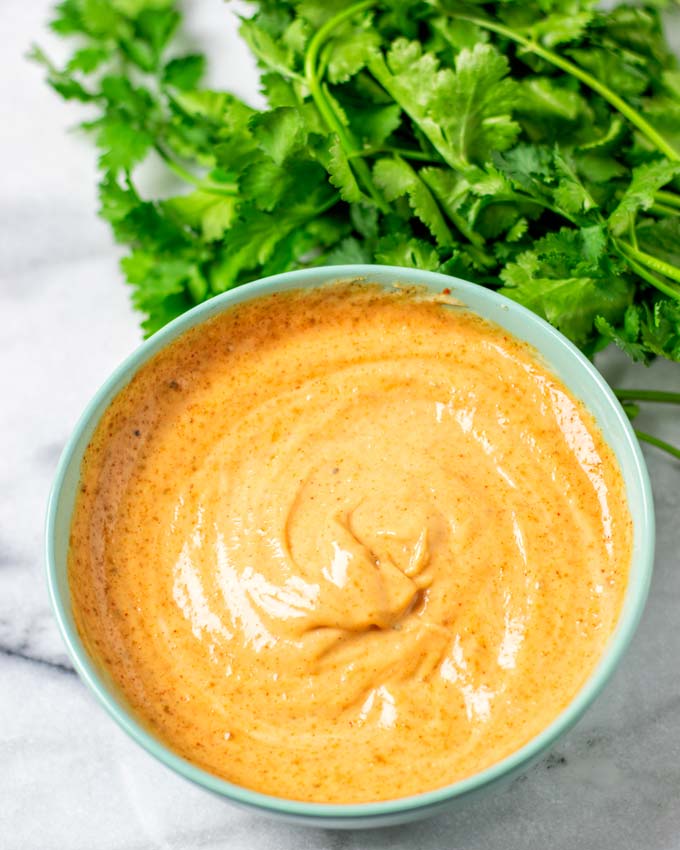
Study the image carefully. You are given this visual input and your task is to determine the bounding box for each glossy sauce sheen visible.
[69,284,632,803]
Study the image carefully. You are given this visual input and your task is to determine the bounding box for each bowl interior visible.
[46,265,654,826]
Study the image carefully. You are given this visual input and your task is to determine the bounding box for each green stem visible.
[310,192,341,218]
[615,389,680,404]
[635,429,680,460]
[622,245,680,289]
[628,255,680,298]
[304,0,387,212]
[655,189,680,209]
[481,192,579,224]
[353,145,443,163]
[418,168,491,252]
[650,201,680,217]
[455,14,680,161]
[368,56,456,170]
[615,240,680,301]
[154,145,237,197]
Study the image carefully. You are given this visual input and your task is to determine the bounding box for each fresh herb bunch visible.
[33,0,679,456]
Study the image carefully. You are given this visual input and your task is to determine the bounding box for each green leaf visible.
[98,174,140,223]
[429,43,520,168]
[595,5,674,76]
[136,8,179,57]
[493,144,554,192]
[282,17,310,57]
[371,41,519,171]
[636,217,680,267]
[163,54,205,90]
[645,299,680,360]
[172,90,253,125]
[120,37,155,71]
[529,6,595,48]
[81,0,121,36]
[163,190,236,241]
[239,158,287,211]
[500,226,633,345]
[350,203,378,239]
[595,312,650,363]
[261,72,298,107]
[341,101,402,147]
[95,119,153,172]
[609,159,680,236]
[327,28,382,84]
[430,16,489,54]
[100,75,153,114]
[50,1,84,35]
[66,47,109,73]
[239,17,296,77]
[122,252,199,326]
[327,137,362,203]
[209,209,299,292]
[574,152,626,185]
[240,158,328,212]
[566,47,649,98]
[110,0,173,15]
[506,217,528,242]
[596,299,680,362]
[374,234,440,270]
[373,157,452,246]
[325,237,372,264]
[249,107,306,164]
[517,77,589,122]
[553,151,598,216]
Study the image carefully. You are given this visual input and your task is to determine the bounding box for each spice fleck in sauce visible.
[69,283,632,803]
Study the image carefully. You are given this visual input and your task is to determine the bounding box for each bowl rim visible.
[46,264,654,820]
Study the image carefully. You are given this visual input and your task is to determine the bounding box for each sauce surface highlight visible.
[69,283,632,802]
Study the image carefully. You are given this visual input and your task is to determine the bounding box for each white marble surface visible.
[2,1,679,847]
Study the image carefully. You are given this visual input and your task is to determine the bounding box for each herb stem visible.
[154,146,201,186]
[621,245,680,288]
[480,192,578,224]
[304,0,388,212]
[153,145,237,197]
[635,429,680,460]
[614,389,680,404]
[650,201,680,217]
[655,189,680,209]
[615,240,680,301]
[454,14,680,162]
[353,145,443,163]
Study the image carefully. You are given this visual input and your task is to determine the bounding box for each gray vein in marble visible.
[0,645,75,676]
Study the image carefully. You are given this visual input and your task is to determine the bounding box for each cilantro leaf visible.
[163,54,205,90]
[370,40,519,172]
[163,190,236,241]
[373,157,453,246]
[500,226,633,346]
[609,160,680,236]
[95,119,153,172]
[374,235,440,270]
[249,107,306,165]
[327,137,362,203]
[326,26,381,84]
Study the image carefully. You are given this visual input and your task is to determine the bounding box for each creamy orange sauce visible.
[69,283,631,803]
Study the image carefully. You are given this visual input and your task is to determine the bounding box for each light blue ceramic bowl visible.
[46,265,654,828]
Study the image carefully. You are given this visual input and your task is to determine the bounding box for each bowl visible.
[46,264,654,827]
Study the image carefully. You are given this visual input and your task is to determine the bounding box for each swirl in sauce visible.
[69,283,632,803]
